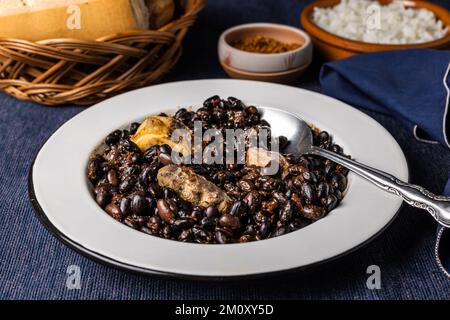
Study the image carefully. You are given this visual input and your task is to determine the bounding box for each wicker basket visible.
[0,0,205,106]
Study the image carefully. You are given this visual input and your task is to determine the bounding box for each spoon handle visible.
[309,146,450,228]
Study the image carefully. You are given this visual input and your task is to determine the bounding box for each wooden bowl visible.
[301,0,450,61]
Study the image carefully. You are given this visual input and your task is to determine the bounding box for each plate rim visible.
[28,79,409,279]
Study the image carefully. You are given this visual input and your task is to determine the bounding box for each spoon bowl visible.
[259,106,450,228]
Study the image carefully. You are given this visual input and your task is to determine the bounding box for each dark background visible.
[1,0,450,299]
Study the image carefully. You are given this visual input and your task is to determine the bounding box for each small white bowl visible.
[218,23,313,73]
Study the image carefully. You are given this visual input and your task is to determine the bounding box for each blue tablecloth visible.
[1,0,450,300]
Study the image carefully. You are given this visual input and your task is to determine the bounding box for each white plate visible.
[30,79,408,279]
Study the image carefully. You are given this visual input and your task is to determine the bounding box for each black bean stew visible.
[87,96,349,244]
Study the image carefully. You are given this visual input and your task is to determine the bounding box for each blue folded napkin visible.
[319,49,450,277]
[320,49,449,148]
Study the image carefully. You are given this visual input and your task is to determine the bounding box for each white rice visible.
[312,0,448,44]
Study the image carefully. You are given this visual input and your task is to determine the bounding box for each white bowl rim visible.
[219,22,312,58]
[29,79,409,279]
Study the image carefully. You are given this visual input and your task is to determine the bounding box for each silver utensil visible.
[260,107,450,228]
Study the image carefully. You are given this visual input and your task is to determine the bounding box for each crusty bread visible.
[147,0,175,29]
[0,0,149,41]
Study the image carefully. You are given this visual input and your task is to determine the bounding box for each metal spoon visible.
[259,107,450,228]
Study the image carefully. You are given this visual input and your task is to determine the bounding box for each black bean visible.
[131,193,147,215]
[146,197,156,212]
[158,153,173,165]
[166,198,179,214]
[201,217,217,230]
[273,191,288,204]
[105,130,121,146]
[175,108,188,120]
[159,144,172,155]
[301,205,325,220]
[119,176,136,193]
[239,234,253,243]
[135,216,149,227]
[95,190,110,208]
[317,182,330,198]
[215,229,231,244]
[279,201,294,222]
[334,189,343,201]
[87,159,102,182]
[162,225,173,238]
[219,214,241,230]
[107,170,118,186]
[147,216,161,233]
[277,136,288,150]
[262,199,279,212]
[139,166,152,187]
[245,105,258,114]
[172,218,195,230]
[289,218,310,231]
[258,222,270,239]
[302,171,317,184]
[331,144,341,154]
[229,200,248,218]
[237,179,254,192]
[119,197,132,216]
[178,229,193,242]
[301,183,316,204]
[121,130,130,140]
[140,226,154,235]
[318,131,329,142]
[157,199,175,224]
[124,217,138,229]
[273,226,287,237]
[148,183,162,198]
[105,203,122,220]
[325,194,338,211]
[122,165,140,177]
[244,225,256,236]
[331,173,347,192]
[227,96,245,110]
[163,188,175,198]
[190,208,203,221]
[192,227,211,243]
[119,139,139,152]
[129,122,140,135]
[143,146,159,162]
[205,206,219,218]
[243,191,262,212]
[204,95,221,108]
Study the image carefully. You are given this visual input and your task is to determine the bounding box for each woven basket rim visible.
[0,0,206,106]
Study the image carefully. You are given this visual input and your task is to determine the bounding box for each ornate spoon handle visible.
[309,146,450,228]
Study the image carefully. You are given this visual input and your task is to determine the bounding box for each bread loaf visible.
[0,0,150,41]
[146,0,175,29]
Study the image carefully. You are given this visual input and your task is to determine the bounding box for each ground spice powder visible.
[232,35,301,53]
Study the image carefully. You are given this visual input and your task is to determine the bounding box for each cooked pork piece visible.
[157,164,232,213]
[246,147,289,177]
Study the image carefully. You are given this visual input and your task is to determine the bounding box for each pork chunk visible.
[157,165,232,212]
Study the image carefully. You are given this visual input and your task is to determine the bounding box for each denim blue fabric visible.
[1,0,450,300]
[320,49,450,148]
